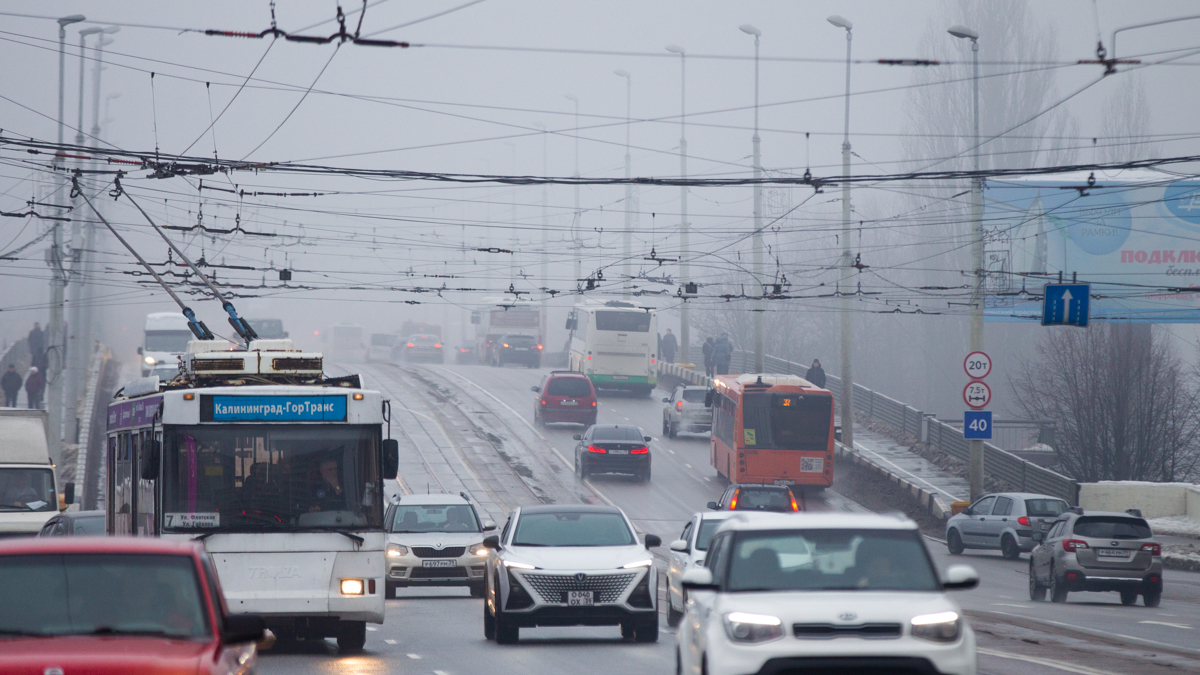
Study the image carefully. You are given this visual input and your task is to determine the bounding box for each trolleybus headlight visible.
[386,544,408,557]
[340,578,365,595]
[144,356,156,365]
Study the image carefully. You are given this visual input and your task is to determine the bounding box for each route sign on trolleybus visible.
[963,351,992,380]
[106,336,400,652]
[706,373,835,490]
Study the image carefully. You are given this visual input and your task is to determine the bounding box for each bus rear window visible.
[595,311,651,332]
[741,393,831,451]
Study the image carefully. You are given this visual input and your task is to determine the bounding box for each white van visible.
[140,312,193,378]
[0,409,70,537]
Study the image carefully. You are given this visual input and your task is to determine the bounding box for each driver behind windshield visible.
[0,471,44,509]
[309,458,345,512]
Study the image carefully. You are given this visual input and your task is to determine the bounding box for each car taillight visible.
[729,489,740,510]
[631,446,649,454]
[540,399,547,406]
[435,344,442,348]
[676,401,683,411]
[587,445,606,453]
[407,343,415,347]
[651,358,656,364]
[1063,539,1089,552]
[537,344,543,350]
[1142,543,1161,556]
[592,401,597,406]
[790,493,800,511]
[1017,516,1029,526]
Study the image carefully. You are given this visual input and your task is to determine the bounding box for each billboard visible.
[983,170,1200,323]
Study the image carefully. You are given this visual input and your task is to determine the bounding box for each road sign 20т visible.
[964,411,992,440]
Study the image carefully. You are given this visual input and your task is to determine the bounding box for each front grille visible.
[793,623,902,639]
[192,358,245,371]
[412,546,465,558]
[271,357,322,371]
[410,567,468,578]
[519,572,637,604]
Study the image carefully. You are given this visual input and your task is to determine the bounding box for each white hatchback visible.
[677,512,979,675]
[666,511,739,627]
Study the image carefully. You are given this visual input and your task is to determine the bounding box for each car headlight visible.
[910,611,961,642]
[144,355,156,365]
[470,544,488,556]
[622,559,653,569]
[386,544,408,557]
[723,612,784,643]
[503,559,536,570]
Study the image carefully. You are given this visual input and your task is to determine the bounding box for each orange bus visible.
[708,373,835,489]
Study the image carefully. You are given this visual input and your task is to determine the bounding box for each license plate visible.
[566,591,594,606]
[612,375,629,380]
[773,479,795,485]
[516,348,529,351]
[800,457,824,473]
[561,400,579,406]
[1039,523,1050,531]
[1097,548,1131,558]
[421,560,457,568]
[609,449,630,455]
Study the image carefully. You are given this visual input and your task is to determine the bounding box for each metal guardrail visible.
[658,351,1078,504]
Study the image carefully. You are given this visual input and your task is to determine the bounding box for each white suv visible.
[678,512,979,675]
[482,504,661,644]
[666,511,739,627]
[384,493,497,598]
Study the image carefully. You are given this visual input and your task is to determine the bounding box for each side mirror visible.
[669,539,689,553]
[704,389,714,408]
[645,534,662,548]
[531,386,540,393]
[644,436,653,443]
[63,482,75,505]
[681,567,716,591]
[137,346,143,355]
[1032,532,1044,543]
[942,564,979,591]
[662,398,671,403]
[482,520,497,532]
[961,507,972,517]
[222,613,266,644]
[706,501,720,511]
[283,331,289,338]
[482,535,501,551]
[139,440,161,481]
[572,434,582,441]
[382,438,400,480]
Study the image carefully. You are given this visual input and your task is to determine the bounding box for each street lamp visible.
[666,44,690,363]
[613,69,633,298]
[828,14,855,451]
[564,94,582,291]
[739,24,764,372]
[948,23,984,502]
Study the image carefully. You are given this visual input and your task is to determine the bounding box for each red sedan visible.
[0,537,265,675]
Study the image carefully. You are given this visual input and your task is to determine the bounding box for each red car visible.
[0,537,265,675]
[532,371,598,427]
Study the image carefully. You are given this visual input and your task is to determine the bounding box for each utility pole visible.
[949,24,985,501]
[564,95,582,293]
[740,25,764,372]
[829,15,855,450]
[666,45,690,363]
[47,14,85,463]
[533,121,549,343]
[614,70,632,298]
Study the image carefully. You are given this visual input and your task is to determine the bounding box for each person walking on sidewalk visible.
[2,364,22,407]
[805,359,827,388]
[661,328,677,364]
[24,366,44,409]
[702,337,716,377]
[713,334,733,375]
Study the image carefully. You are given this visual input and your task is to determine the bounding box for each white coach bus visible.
[566,301,658,397]
[106,338,399,652]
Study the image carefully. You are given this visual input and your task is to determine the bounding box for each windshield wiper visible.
[296,527,365,545]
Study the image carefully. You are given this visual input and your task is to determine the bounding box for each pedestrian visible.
[714,333,733,375]
[1,364,21,407]
[27,322,45,369]
[806,359,827,388]
[702,337,716,377]
[24,366,45,409]
[661,328,677,364]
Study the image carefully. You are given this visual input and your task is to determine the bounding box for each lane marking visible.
[1139,620,1193,629]
[977,648,1122,675]
[984,610,1200,654]
[366,626,377,631]
[434,671,450,675]
[407,653,422,659]
[990,603,1028,609]
[685,463,692,469]
[384,639,397,645]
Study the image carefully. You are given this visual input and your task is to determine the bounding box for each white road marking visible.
[366,626,377,631]
[434,671,450,675]
[668,449,675,454]
[990,603,1028,609]
[685,463,692,469]
[385,639,397,645]
[988,610,1198,653]
[1139,620,1193,629]
[977,648,1122,675]
[407,653,422,659]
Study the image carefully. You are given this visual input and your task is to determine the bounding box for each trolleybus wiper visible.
[295,527,365,546]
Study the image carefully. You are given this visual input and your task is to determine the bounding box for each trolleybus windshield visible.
[161,425,382,532]
[741,393,831,451]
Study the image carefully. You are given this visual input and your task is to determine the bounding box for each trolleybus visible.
[106,338,399,651]
[707,373,834,490]
[566,301,657,396]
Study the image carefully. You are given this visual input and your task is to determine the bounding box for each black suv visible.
[493,333,541,368]
[572,425,652,481]
[706,483,801,512]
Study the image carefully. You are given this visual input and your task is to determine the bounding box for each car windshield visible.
[0,554,209,639]
[161,425,383,532]
[512,511,635,546]
[741,393,831,451]
[72,516,106,535]
[594,311,651,332]
[547,378,592,397]
[727,529,940,592]
[0,468,56,512]
[390,504,480,533]
[681,389,707,403]
[1073,516,1153,540]
[1025,499,1069,518]
[248,319,286,339]
[695,519,725,551]
[503,335,537,346]
[591,427,643,442]
[734,488,793,511]
[144,330,193,353]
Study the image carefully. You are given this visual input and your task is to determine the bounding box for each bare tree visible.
[1098,73,1157,162]
[1010,325,1200,482]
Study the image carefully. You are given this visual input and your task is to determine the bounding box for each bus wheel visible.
[336,620,366,653]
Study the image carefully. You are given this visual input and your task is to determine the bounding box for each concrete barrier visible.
[1078,481,1199,518]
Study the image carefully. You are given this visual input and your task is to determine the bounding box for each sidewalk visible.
[849,425,970,504]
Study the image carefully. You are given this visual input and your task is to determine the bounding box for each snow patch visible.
[1149,515,1200,539]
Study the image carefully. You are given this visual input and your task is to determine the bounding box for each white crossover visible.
[666,511,739,627]
[384,492,496,598]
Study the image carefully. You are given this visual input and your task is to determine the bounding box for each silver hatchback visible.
[661,385,712,438]
[1028,510,1163,606]
[946,492,1069,559]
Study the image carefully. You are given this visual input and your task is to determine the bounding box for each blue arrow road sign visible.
[964,411,992,440]
[1042,283,1090,327]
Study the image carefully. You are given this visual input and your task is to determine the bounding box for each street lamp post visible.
[47,13,84,462]
[949,24,985,502]
[666,44,690,364]
[828,14,855,451]
[614,69,632,298]
[739,24,764,373]
[564,94,582,292]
